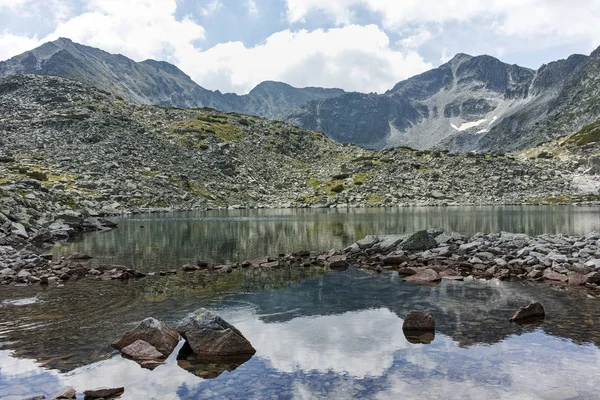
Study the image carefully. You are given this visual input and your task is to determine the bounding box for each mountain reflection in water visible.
[50,206,600,270]
[1,268,600,399]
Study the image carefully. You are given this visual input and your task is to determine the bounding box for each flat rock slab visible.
[543,270,568,283]
[112,317,179,357]
[403,269,441,284]
[53,388,76,399]
[121,339,163,360]
[83,387,124,399]
[177,308,256,359]
[509,302,545,324]
[442,275,464,281]
[567,272,587,286]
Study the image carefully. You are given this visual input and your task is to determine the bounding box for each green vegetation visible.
[536,151,554,159]
[564,119,600,146]
[25,170,47,181]
[367,193,384,204]
[325,179,346,194]
[527,194,600,204]
[352,173,369,185]
[171,113,245,142]
[306,178,321,188]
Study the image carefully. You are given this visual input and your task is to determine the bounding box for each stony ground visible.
[2,74,600,245]
[184,229,600,295]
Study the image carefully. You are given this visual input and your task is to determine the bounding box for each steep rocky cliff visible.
[287,48,600,152]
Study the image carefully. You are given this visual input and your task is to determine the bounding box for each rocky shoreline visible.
[338,230,600,292]
[4,225,600,295]
[181,229,600,295]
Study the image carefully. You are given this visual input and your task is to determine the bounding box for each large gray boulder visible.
[177,308,256,359]
[400,231,438,252]
[112,317,179,357]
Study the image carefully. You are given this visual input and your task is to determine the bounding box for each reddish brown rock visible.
[121,339,164,360]
[567,272,587,286]
[543,270,568,283]
[54,388,76,399]
[327,255,349,270]
[181,264,200,271]
[403,269,441,284]
[509,302,545,324]
[402,311,435,331]
[528,270,544,279]
[83,387,124,399]
[382,254,408,265]
[112,317,179,357]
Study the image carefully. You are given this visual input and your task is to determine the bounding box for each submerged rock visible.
[83,387,125,399]
[177,347,252,379]
[177,308,256,359]
[404,331,435,344]
[509,302,545,324]
[112,317,179,358]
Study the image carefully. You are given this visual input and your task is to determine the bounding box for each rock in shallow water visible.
[112,317,179,357]
[53,388,76,399]
[403,268,441,284]
[120,339,164,360]
[509,302,545,324]
[177,308,256,359]
[83,387,124,399]
[402,311,435,331]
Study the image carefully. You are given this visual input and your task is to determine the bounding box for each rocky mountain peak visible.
[139,59,192,81]
[0,38,346,117]
[446,52,473,67]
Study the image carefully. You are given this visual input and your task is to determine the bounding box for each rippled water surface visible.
[1,207,600,399]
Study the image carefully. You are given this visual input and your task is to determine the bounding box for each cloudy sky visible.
[1,0,599,94]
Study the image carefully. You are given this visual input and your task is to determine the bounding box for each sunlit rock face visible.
[288,49,600,153]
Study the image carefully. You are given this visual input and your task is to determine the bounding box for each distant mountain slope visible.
[287,48,600,152]
[3,38,600,153]
[0,38,345,118]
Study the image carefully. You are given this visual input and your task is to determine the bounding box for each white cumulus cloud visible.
[0,1,430,94]
[285,0,600,55]
[177,24,431,93]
